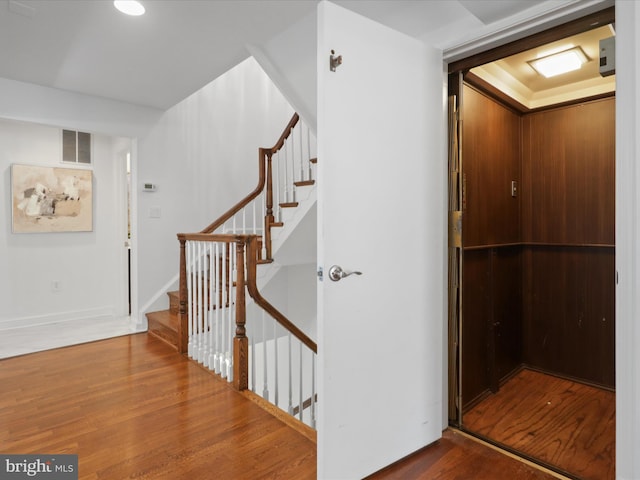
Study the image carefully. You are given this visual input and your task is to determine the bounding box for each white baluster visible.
[195,242,202,360]
[251,322,256,393]
[287,332,293,415]
[219,242,227,378]
[191,242,197,359]
[194,242,200,358]
[298,122,304,184]
[214,242,221,374]
[242,205,246,234]
[275,151,282,222]
[196,242,202,362]
[225,242,235,381]
[311,351,316,429]
[284,136,290,204]
[205,243,211,363]
[274,321,279,408]
[253,193,257,236]
[262,311,268,401]
[299,341,303,421]
[290,135,297,202]
[186,241,194,358]
[306,124,313,181]
[262,191,267,260]
[206,243,214,369]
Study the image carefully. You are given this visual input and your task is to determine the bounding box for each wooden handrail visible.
[200,148,269,234]
[177,233,316,364]
[245,236,317,353]
[176,111,315,398]
[179,232,250,243]
[270,113,299,153]
[199,112,300,235]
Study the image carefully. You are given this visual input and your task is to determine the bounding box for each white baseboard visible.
[0,307,118,331]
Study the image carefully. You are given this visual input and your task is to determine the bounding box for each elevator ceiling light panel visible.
[114,0,145,16]
[528,47,588,78]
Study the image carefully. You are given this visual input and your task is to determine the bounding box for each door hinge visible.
[330,50,343,72]
[449,211,462,248]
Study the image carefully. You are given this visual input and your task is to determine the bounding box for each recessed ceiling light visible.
[528,47,588,78]
[114,0,145,16]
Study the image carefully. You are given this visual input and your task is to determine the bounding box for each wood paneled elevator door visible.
[459,83,523,408]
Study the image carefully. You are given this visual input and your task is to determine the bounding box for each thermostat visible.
[143,183,157,192]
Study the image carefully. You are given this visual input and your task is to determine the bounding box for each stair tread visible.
[271,222,284,227]
[257,259,274,264]
[310,157,317,164]
[294,180,315,187]
[280,202,299,208]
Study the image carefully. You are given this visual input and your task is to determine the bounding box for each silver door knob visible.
[328,265,362,282]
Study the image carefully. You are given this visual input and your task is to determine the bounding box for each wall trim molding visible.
[0,307,118,331]
[443,0,613,64]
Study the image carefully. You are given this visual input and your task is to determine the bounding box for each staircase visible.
[146,292,180,349]
[146,113,318,428]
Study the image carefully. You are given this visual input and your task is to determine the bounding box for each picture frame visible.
[11,164,93,233]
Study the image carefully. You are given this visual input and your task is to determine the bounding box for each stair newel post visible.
[233,237,249,391]
[265,149,274,261]
[177,234,189,354]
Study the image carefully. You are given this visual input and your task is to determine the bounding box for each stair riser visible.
[149,323,178,349]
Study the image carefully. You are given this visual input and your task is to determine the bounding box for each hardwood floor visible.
[463,368,615,480]
[1,334,586,480]
[0,333,316,479]
[368,429,563,480]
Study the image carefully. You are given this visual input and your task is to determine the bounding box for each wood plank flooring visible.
[1,334,587,480]
[367,429,562,480]
[0,333,316,479]
[462,368,615,480]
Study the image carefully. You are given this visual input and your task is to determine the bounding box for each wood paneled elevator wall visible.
[461,83,615,408]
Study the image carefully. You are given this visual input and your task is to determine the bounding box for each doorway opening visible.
[448,7,615,480]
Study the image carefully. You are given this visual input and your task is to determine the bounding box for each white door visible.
[317,2,446,478]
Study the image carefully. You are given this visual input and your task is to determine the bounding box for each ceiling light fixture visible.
[114,0,145,16]
[528,47,588,78]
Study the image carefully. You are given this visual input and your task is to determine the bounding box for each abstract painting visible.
[11,164,93,233]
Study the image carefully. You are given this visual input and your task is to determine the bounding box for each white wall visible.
[260,264,317,343]
[0,77,162,327]
[0,57,296,327]
[0,118,130,326]
[248,10,317,131]
[136,57,296,316]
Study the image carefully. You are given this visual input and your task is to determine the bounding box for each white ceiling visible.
[0,0,601,111]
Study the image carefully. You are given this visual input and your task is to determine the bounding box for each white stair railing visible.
[274,118,317,210]
[185,237,236,381]
[200,114,316,264]
[244,236,317,429]
[246,306,317,428]
[179,234,318,428]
